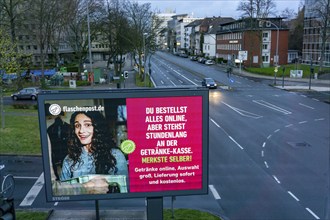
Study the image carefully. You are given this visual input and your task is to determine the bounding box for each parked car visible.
[205,60,215,65]
[179,53,188,58]
[198,57,207,64]
[201,78,217,89]
[190,56,198,61]
[11,87,41,100]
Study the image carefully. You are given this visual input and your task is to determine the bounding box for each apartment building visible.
[302,0,330,67]
[155,12,176,50]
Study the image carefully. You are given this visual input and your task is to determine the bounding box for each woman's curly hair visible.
[67,111,117,178]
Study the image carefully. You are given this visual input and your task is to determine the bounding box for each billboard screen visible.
[38,88,209,201]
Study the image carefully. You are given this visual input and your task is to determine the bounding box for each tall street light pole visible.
[87,2,93,87]
[143,33,148,87]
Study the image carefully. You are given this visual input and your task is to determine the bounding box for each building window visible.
[262,55,269,62]
[262,44,268,50]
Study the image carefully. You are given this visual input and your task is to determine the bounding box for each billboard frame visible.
[38,88,209,202]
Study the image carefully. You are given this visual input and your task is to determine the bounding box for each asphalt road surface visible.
[2,51,329,220]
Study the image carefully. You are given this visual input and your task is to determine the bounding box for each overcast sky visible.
[137,0,303,19]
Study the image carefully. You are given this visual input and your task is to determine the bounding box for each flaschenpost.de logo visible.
[49,104,62,116]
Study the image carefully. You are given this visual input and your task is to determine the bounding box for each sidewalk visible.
[48,209,146,220]
[222,64,330,92]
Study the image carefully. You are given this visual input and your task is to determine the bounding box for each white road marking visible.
[267,134,272,139]
[288,191,300,201]
[222,101,263,119]
[300,95,307,98]
[210,118,243,150]
[253,100,292,115]
[312,98,319,102]
[314,118,325,121]
[274,129,280,133]
[229,136,244,150]
[210,118,220,128]
[264,161,269,168]
[20,173,44,206]
[262,142,266,148]
[272,175,281,184]
[285,124,293,128]
[299,103,315,109]
[261,150,264,157]
[305,208,320,219]
[299,121,308,124]
[209,185,221,200]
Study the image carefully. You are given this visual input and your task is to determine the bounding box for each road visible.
[2,51,329,219]
[150,51,329,219]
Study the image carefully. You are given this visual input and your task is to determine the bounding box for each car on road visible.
[205,60,215,65]
[11,87,41,101]
[201,78,217,89]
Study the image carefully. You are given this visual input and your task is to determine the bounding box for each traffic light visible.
[124,71,128,79]
[0,199,15,220]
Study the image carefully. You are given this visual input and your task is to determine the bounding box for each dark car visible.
[202,78,217,89]
[11,87,40,100]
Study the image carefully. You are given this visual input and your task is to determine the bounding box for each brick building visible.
[216,18,289,68]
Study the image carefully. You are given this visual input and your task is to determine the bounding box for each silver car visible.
[11,87,40,100]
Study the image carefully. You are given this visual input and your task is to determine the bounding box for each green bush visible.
[67,66,79,72]
[76,80,90,86]
[12,103,35,109]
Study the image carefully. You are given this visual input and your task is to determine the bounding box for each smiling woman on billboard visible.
[60,111,128,181]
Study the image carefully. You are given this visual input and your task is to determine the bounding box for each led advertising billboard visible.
[38,88,209,201]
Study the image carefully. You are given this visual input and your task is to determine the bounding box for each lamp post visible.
[87,2,93,87]
[143,33,148,87]
[309,59,314,90]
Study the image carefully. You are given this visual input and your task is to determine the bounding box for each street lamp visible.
[143,33,148,87]
[309,59,314,90]
[87,2,93,87]
[258,19,279,85]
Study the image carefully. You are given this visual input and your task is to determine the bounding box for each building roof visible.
[207,17,236,34]
[185,19,203,27]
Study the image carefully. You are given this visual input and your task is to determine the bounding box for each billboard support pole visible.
[95,200,100,220]
[147,197,163,220]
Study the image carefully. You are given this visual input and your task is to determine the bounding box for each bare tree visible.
[64,0,103,76]
[309,0,330,71]
[237,0,276,18]
[99,0,132,76]
[48,0,76,68]
[287,6,304,52]
[0,0,29,44]
[26,0,68,85]
[124,1,162,81]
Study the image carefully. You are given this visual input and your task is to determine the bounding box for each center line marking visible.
[299,103,315,109]
[229,136,244,150]
[272,175,281,184]
[305,208,320,219]
[264,161,269,168]
[288,191,300,201]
